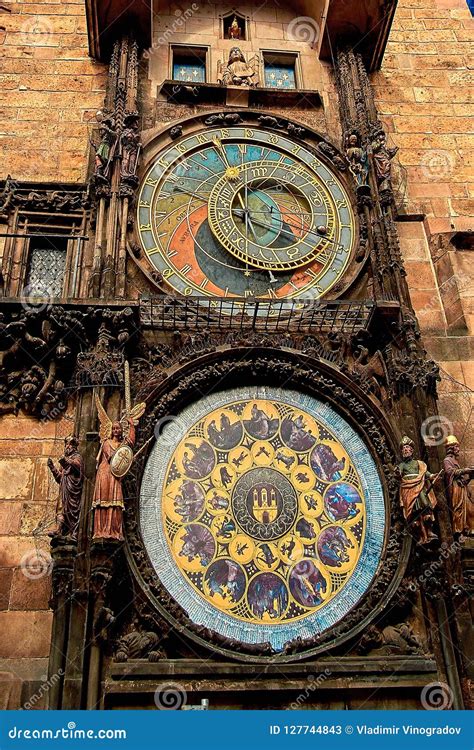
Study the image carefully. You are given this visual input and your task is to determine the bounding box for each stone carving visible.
[218,47,259,87]
[349,346,388,402]
[203,112,242,127]
[258,115,282,129]
[169,125,182,139]
[0,177,88,214]
[358,623,425,656]
[119,112,141,194]
[74,307,136,388]
[93,115,118,181]
[0,306,86,417]
[386,344,440,399]
[287,122,305,139]
[92,396,144,542]
[47,436,85,540]
[371,128,398,198]
[397,436,439,545]
[345,131,370,195]
[444,434,474,536]
[317,141,347,172]
[114,630,164,662]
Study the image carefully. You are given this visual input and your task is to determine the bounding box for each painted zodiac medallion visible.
[140,388,385,650]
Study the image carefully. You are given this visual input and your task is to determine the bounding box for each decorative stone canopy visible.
[85,0,152,60]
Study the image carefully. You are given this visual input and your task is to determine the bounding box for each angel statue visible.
[93,370,145,542]
[218,47,259,87]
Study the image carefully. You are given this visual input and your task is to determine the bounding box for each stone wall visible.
[0,411,73,708]
[373,0,474,465]
[145,0,339,139]
[0,0,107,182]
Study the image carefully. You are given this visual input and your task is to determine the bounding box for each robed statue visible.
[397,436,440,545]
[93,363,145,542]
[218,47,259,87]
[444,434,474,536]
[47,435,84,540]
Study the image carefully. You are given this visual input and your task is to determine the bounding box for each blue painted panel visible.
[173,61,205,83]
[264,63,296,89]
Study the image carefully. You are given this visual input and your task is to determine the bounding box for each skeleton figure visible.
[119,112,141,180]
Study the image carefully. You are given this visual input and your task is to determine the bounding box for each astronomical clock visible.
[137,122,356,301]
[130,113,390,657]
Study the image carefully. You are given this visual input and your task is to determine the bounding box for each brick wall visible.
[0,0,107,182]
[0,411,75,708]
[373,0,474,465]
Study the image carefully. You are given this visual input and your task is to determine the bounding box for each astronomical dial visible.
[137,125,356,301]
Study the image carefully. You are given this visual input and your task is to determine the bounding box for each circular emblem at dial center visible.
[231,467,298,541]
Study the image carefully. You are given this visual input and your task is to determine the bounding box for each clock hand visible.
[234,211,341,250]
[173,186,209,202]
[236,191,259,242]
[212,138,233,170]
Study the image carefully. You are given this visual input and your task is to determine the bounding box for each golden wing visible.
[129,401,146,424]
[95,391,112,442]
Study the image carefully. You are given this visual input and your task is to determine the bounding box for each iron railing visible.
[140,296,375,334]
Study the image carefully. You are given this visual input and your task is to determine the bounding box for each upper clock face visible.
[137,125,356,300]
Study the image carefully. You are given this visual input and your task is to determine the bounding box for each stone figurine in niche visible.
[47,436,85,540]
[93,115,117,180]
[397,436,439,545]
[218,47,259,87]
[92,392,145,542]
[358,622,425,656]
[346,132,370,193]
[119,112,141,180]
[114,630,165,662]
[228,15,241,39]
[371,129,398,192]
[444,434,474,536]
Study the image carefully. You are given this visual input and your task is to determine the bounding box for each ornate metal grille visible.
[25,241,67,298]
[140,296,374,333]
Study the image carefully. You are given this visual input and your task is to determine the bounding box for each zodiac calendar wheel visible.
[139,387,385,650]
